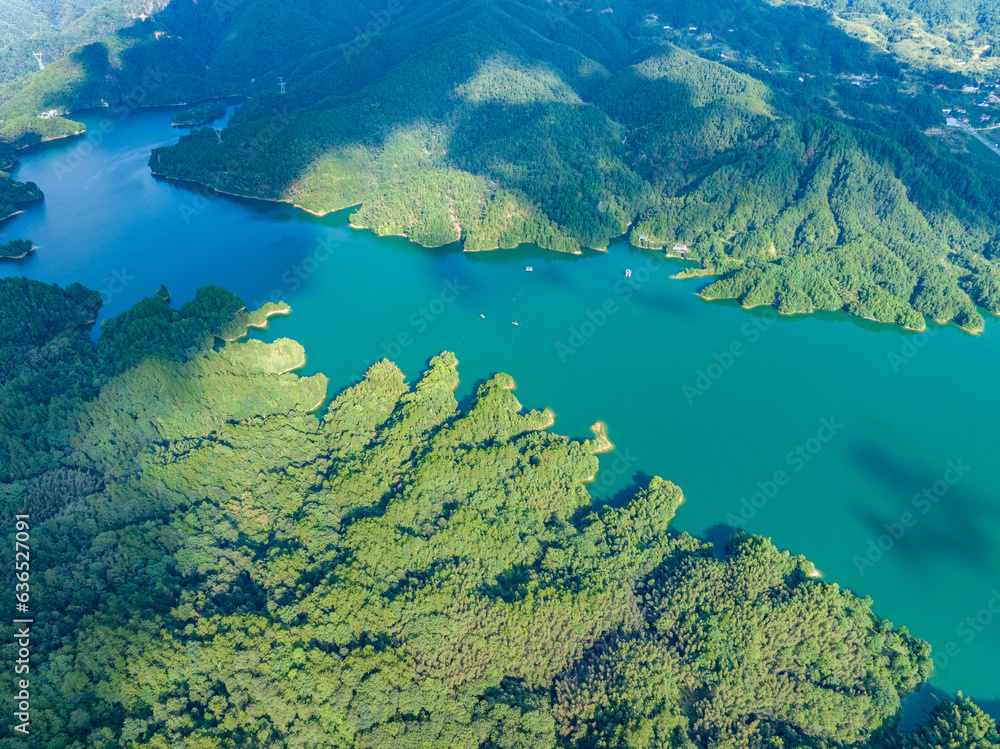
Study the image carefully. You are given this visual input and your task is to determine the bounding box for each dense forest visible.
[0,0,170,85]
[0,277,997,749]
[171,100,229,127]
[3,3,1000,746]
[3,0,1000,330]
[0,166,41,223]
[0,239,34,259]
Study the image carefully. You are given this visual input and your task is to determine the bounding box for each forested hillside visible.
[4,0,998,331]
[1,0,1000,334]
[775,0,1000,72]
[1,277,997,749]
[0,0,169,84]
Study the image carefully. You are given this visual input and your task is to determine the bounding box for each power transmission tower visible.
[278,77,286,94]
[212,127,224,143]
[32,52,44,70]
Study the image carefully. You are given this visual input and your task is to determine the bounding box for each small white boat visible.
[525,266,533,272]
[512,321,520,326]
[625,269,632,278]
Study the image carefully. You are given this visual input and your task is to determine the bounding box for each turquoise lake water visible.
[2,107,997,720]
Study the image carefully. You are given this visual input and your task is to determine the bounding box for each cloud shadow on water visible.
[630,288,692,318]
[848,439,999,574]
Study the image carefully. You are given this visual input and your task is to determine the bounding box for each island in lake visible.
[0,238,33,260]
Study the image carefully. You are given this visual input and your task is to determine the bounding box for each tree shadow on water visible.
[592,470,655,508]
[899,683,1000,729]
[701,522,744,559]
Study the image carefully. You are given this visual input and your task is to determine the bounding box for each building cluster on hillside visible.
[942,87,999,128]
[838,72,878,88]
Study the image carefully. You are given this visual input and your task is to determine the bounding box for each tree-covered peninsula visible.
[0,163,41,231]
[0,147,44,255]
[171,100,229,128]
[0,238,33,259]
[1,277,996,749]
